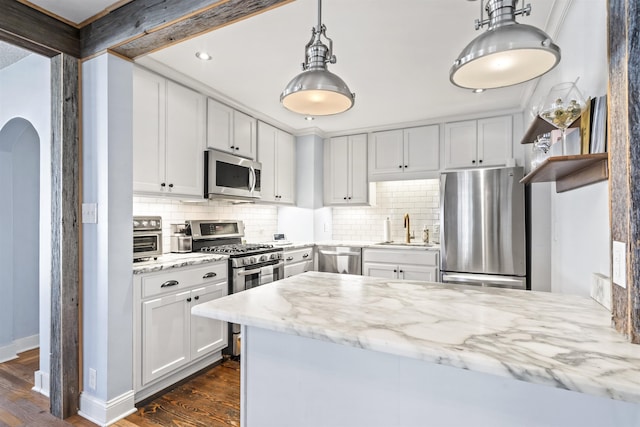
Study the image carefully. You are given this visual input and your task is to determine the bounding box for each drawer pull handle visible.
[161,280,179,288]
[203,272,217,279]
[302,253,309,258]
[186,297,192,302]
[194,296,200,301]
[286,256,294,261]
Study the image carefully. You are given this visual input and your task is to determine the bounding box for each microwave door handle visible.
[249,166,256,193]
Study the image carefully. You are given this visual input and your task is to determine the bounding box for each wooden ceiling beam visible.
[81,0,294,59]
[0,0,80,57]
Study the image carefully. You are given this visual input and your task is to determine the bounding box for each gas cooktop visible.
[199,243,278,256]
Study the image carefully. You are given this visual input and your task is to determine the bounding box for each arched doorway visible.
[0,118,40,363]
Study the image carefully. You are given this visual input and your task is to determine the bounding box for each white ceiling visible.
[24,0,128,25]
[8,0,563,135]
[0,41,30,70]
[143,0,560,134]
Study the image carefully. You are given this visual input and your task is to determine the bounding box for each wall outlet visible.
[612,240,626,288]
[89,368,97,390]
[82,203,98,224]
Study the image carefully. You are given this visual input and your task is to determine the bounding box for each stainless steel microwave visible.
[204,150,261,200]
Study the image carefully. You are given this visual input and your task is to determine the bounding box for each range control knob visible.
[250,257,256,264]
[242,258,248,266]
[259,255,267,262]
[269,253,276,260]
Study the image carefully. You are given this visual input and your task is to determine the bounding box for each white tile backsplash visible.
[332,179,440,242]
[133,197,278,252]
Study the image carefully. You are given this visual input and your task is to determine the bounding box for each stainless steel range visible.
[185,219,284,356]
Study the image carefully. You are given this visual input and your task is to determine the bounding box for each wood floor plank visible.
[1,349,241,427]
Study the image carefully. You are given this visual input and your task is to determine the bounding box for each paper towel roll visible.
[383,217,391,242]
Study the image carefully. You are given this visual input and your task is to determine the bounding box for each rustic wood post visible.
[608,0,640,342]
[50,53,80,418]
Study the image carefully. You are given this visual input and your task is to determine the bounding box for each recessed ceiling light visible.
[473,88,485,94]
[305,116,315,121]
[195,51,212,61]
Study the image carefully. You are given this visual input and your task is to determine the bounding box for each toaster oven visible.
[133,216,162,261]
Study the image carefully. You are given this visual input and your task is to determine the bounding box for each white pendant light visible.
[450,0,561,90]
[280,0,355,116]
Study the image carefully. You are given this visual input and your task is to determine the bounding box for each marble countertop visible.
[193,271,640,405]
[133,252,227,274]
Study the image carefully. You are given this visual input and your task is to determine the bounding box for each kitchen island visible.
[193,272,640,427]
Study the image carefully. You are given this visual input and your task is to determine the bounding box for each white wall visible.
[133,197,279,247]
[81,54,136,422]
[332,179,440,243]
[524,0,609,296]
[0,54,51,379]
[278,134,332,242]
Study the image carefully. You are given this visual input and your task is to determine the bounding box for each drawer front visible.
[142,262,227,299]
[284,248,314,264]
[362,248,438,266]
[284,260,314,278]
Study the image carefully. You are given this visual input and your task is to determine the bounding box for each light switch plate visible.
[612,240,626,288]
[82,203,98,224]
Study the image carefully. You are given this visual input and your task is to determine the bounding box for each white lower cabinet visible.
[284,246,314,278]
[362,248,439,282]
[134,261,228,398]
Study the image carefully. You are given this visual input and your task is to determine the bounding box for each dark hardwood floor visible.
[0,349,240,427]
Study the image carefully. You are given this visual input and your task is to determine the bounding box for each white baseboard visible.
[0,334,39,363]
[0,342,17,363]
[14,334,39,353]
[79,390,136,427]
[33,370,50,397]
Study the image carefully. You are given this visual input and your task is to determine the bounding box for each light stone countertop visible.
[133,252,228,274]
[193,271,640,405]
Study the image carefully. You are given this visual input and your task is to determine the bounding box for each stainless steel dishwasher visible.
[317,246,362,275]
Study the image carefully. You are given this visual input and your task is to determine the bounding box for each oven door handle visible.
[236,261,284,277]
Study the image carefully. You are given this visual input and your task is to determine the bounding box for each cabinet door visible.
[325,136,350,204]
[206,98,232,152]
[369,130,404,178]
[444,120,477,169]
[190,283,228,360]
[133,67,166,193]
[404,125,439,172]
[142,290,191,385]
[477,115,512,167]
[166,81,205,197]
[257,121,277,203]
[276,130,296,204]
[349,134,369,204]
[399,265,439,282]
[363,262,398,279]
[233,110,256,159]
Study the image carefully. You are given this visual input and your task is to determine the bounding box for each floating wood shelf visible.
[520,153,609,193]
[521,115,581,144]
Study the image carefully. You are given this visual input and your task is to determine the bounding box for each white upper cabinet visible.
[133,67,205,198]
[324,134,371,205]
[257,121,295,204]
[444,115,512,170]
[370,125,439,181]
[207,98,256,160]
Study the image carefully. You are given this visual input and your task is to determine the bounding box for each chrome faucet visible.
[403,213,411,243]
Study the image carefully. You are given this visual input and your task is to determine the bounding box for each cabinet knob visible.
[160,182,166,187]
[186,297,192,302]
[168,183,174,188]
[348,197,352,200]
[472,160,476,164]
[194,295,200,301]
[344,197,347,200]
[230,145,235,149]
[479,159,483,163]
[404,165,408,168]
[398,165,403,169]
[393,269,397,273]
[235,147,240,151]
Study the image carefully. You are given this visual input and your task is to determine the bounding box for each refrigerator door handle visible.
[442,273,526,290]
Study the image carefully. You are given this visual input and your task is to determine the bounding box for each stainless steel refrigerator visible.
[440,167,527,290]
